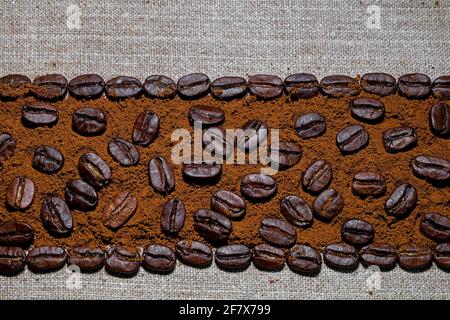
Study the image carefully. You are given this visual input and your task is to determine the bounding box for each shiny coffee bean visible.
[211,190,246,219]
[349,98,385,123]
[143,75,176,98]
[108,138,140,166]
[280,195,313,228]
[268,141,301,170]
[320,75,360,97]
[323,243,359,270]
[32,74,68,100]
[72,107,107,136]
[259,218,296,247]
[142,244,176,273]
[385,183,417,218]
[40,196,73,235]
[64,179,98,210]
[182,162,222,183]
[0,246,26,274]
[177,73,210,99]
[360,243,397,269]
[286,244,322,274]
[211,76,247,100]
[0,133,16,162]
[68,247,105,272]
[431,75,450,99]
[411,155,450,182]
[341,219,374,246]
[313,189,344,221]
[102,191,137,230]
[148,156,175,194]
[248,74,283,99]
[302,160,333,193]
[68,74,105,99]
[215,245,252,271]
[295,112,326,139]
[203,126,234,160]
[237,119,268,152]
[175,240,212,268]
[429,102,449,137]
[336,124,369,154]
[252,243,285,271]
[22,101,58,127]
[360,72,396,96]
[284,73,319,99]
[420,213,450,242]
[398,243,432,270]
[0,74,31,99]
[105,246,140,276]
[434,243,450,270]
[28,246,67,272]
[78,153,111,189]
[0,220,34,247]
[105,76,142,99]
[352,172,386,197]
[6,176,35,210]
[161,199,186,234]
[382,126,417,153]
[241,174,277,201]
[32,145,64,173]
[398,73,431,99]
[132,111,159,146]
[188,105,224,126]
[194,209,232,243]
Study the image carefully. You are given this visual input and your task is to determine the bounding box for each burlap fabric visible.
[0,0,449,300]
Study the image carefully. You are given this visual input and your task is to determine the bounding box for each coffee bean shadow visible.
[105,269,140,278]
[28,265,65,275]
[435,265,450,273]
[182,176,222,186]
[142,266,175,275]
[287,266,321,277]
[21,119,58,130]
[215,263,251,273]
[399,263,432,273]
[0,268,26,277]
[253,264,285,273]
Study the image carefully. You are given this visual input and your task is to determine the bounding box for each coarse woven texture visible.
[0,0,449,300]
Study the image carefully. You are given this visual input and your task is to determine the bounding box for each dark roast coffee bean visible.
[78,153,112,189]
[188,105,224,126]
[398,73,431,99]
[294,112,326,139]
[286,244,322,274]
[143,75,176,98]
[6,176,35,210]
[429,102,449,137]
[72,107,107,136]
[360,73,396,96]
[64,179,98,210]
[177,73,210,99]
[22,101,58,127]
[142,244,176,273]
[40,196,73,235]
[68,247,105,272]
[0,74,31,99]
[360,243,397,269]
[105,246,140,276]
[385,183,417,218]
[0,220,34,247]
[280,195,313,228]
[68,74,105,99]
[269,141,301,170]
[105,76,142,99]
[352,172,386,197]
[302,160,332,193]
[252,243,285,271]
[194,209,232,243]
[341,219,374,246]
[32,145,64,173]
[132,111,159,146]
[215,244,252,270]
[203,126,234,160]
[32,74,68,100]
[313,189,344,221]
[28,246,67,272]
[336,124,369,154]
[434,243,450,270]
[398,243,432,270]
[432,75,450,99]
[241,174,277,201]
[182,162,222,183]
[108,138,140,166]
[259,218,296,247]
[320,75,360,97]
[0,133,16,162]
[211,190,246,219]
[349,98,385,123]
[248,74,283,99]
[382,126,417,153]
[148,156,175,194]
[237,119,268,152]
[0,246,26,274]
[284,73,319,99]
[323,243,358,269]
[102,191,137,230]
[211,76,247,100]
[176,240,212,268]
[161,199,186,234]
[411,155,450,182]
[420,213,450,242]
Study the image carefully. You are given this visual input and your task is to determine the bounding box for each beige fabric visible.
[0,0,449,300]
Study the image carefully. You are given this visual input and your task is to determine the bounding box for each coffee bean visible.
[336,124,369,154]
[6,176,35,210]
[320,75,360,97]
[132,111,159,146]
[72,107,107,136]
[398,243,432,270]
[188,105,224,127]
[32,74,68,100]
[108,138,140,166]
[148,156,175,194]
[0,133,16,162]
[143,75,176,98]
[102,191,137,230]
[22,101,59,127]
[350,98,385,123]
[182,162,222,183]
[65,179,98,211]
[237,119,268,152]
[323,243,359,270]
[68,247,105,272]
[28,246,67,272]
[105,246,140,276]
[286,244,322,274]
[280,195,313,228]
[432,75,450,99]
[78,153,112,189]
[302,160,333,193]
[194,209,232,243]
[177,73,210,99]
[175,240,212,268]
[211,76,247,100]
[161,199,186,234]
[429,102,449,137]
[382,126,417,153]
[420,213,450,242]
[269,141,301,170]
[215,244,252,270]
[0,74,31,99]
[284,73,319,99]
[352,172,386,197]
[398,73,431,99]
[313,189,344,221]
[411,155,450,182]
[68,74,105,99]
[294,112,326,139]
[40,196,73,235]
[0,246,26,274]
[105,76,142,99]
[211,190,246,219]
[360,243,397,269]
[0,220,34,247]
[360,73,396,96]
[259,218,296,247]
[341,219,374,246]
[142,244,176,273]
[241,173,277,201]
[385,183,417,218]
[32,145,64,173]
[248,74,283,99]
[252,243,285,271]
[203,126,234,160]
[434,243,450,270]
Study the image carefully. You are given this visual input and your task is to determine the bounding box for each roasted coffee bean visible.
[420,213,450,242]
[0,247,26,274]
[182,162,222,183]
[175,240,212,267]
[411,155,450,182]
[432,75,450,99]
[336,124,369,154]
[302,160,333,193]
[105,246,140,276]
[434,243,450,270]
[382,126,417,153]
[341,219,374,246]
[177,73,210,99]
[148,156,175,194]
[28,246,67,272]
[215,244,252,270]
[280,195,313,228]
[64,179,98,210]
[248,74,283,99]
[142,244,176,273]
[323,243,359,270]
[78,153,111,189]
[32,74,68,100]
[398,243,432,270]
[259,218,296,247]
[398,73,431,99]
[349,98,385,123]
[132,111,159,146]
[241,174,277,201]
[143,75,176,98]
[0,220,34,247]
[211,190,246,219]
[161,199,186,234]
[286,244,322,274]
[320,75,360,97]
[72,107,107,136]
[352,172,386,197]
[385,183,417,218]
[313,189,344,221]
[194,209,232,243]
[269,141,301,170]
[284,73,319,99]
[429,102,449,137]
[22,101,58,127]
[108,138,140,166]
[188,105,224,126]
[102,191,137,230]
[68,74,105,99]
[237,119,268,152]
[360,243,397,269]
[0,133,16,162]
[252,243,285,271]
[68,247,105,272]
[40,196,73,235]
[294,112,326,139]
[6,176,35,210]
[360,73,396,96]
[105,76,142,99]
[211,76,247,100]
[203,126,234,160]
[0,74,31,99]
[32,145,64,173]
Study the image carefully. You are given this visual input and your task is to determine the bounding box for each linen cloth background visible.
[0,0,449,300]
